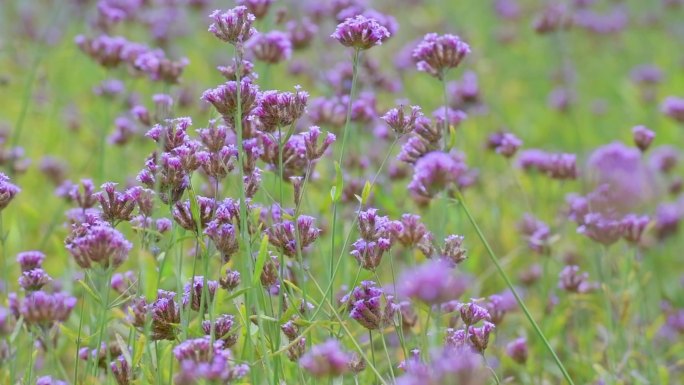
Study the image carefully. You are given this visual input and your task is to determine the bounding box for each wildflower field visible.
[1,0,684,384]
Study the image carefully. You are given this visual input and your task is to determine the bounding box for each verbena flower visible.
[381,105,423,135]
[396,347,487,385]
[632,125,655,152]
[96,182,142,224]
[16,251,45,272]
[202,314,237,347]
[506,337,528,364]
[399,259,468,304]
[236,0,273,19]
[173,337,249,384]
[36,376,68,385]
[341,281,397,330]
[18,269,51,291]
[287,18,318,49]
[65,220,132,269]
[19,290,76,329]
[111,355,132,385]
[253,87,308,132]
[412,33,471,79]
[202,79,261,121]
[247,31,292,64]
[558,265,597,294]
[172,196,215,232]
[219,268,241,291]
[661,96,684,123]
[408,151,467,198]
[205,221,239,262]
[208,7,257,45]
[331,15,390,50]
[183,276,219,312]
[267,215,321,257]
[299,339,352,378]
[150,290,180,340]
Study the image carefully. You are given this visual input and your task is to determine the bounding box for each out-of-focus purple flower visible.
[19,291,76,329]
[577,212,623,245]
[506,337,528,364]
[649,145,679,174]
[267,215,321,257]
[237,0,273,19]
[408,151,467,198]
[247,31,292,64]
[0,173,20,211]
[183,276,219,312]
[395,214,431,249]
[396,346,487,385]
[488,132,523,158]
[620,214,650,244]
[485,291,518,324]
[173,337,249,383]
[17,251,45,272]
[399,259,468,304]
[341,281,397,330]
[39,156,68,186]
[632,125,655,152]
[518,149,577,180]
[558,265,597,293]
[208,7,257,45]
[331,15,391,50]
[65,221,132,269]
[412,33,470,79]
[287,18,318,50]
[202,314,237,347]
[494,0,521,20]
[631,64,662,85]
[299,339,352,378]
[661,96,684,123]
[218,58,256,81]
[36,376,68,385]
[533,3,573,34]
[93,78,125,98]
[654,202,681,240]
[111,355,132,385]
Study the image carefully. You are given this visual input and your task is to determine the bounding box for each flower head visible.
[248,31,292,64]
[299,339,352,378]
[341,281,397,330]
[208,7,257,45]
[65,221,132,269]
[412,33,470,79]
[408,151,467,198]
[331,15,391,50]
[0,173,20,211]
[399,259,468,304]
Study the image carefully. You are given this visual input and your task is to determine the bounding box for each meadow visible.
[0,0,683,384]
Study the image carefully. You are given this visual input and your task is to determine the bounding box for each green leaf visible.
[361,180,372,205]
[77,279,102,306]
[251,234,270,284]
[330,161,344,202]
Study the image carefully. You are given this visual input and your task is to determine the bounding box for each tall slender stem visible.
[453,189,575,385]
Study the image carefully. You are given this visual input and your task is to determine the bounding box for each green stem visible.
[453,190,575,385]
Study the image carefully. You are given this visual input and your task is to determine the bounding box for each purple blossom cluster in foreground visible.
[0,1,683,385]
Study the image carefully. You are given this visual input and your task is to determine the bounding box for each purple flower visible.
[299,339,352,378]
[0,173,20,211]
[408,151,467,198]
[331,15,391,50]
[518,150,577,180]
[111,355,132,385]
[172,196,215,232]
[412,33,471,79]
[17,251,45,272]
[632,125,655,152]
[558,265,597,294]
[219,268,241,291]
[649,145,679,174]
[489,132,523,158]
[287,18,318,49]
[441,234,467,265]
[341,281,397,330]
[301,126,336,161]
[399,259,468,304]
[96,183,142,224]
[631,64,662,85]
[254,87,308,131]
[468,321,495,353]
[36,376,68,385]
[506,337,528,364]
[247,31,292,64]
[381,105,423,135]
[18,269,51,291]
[173,337,249,383]
[202,79,261,120]
[65,221,132,269]
[183,276,219,312]
[236,0,273,19]
[202,314,237,347]
[205,221,239,263]
[145,117,192,151]
[267,215,321,257]
[458,301,491,326]
[577,212,623,245]
[620,214,649,244]
[20,291,77,328]
[661,96,684,123]
[150,290,180,340]
[208,7,257,45]
[395,214,431,249]
[396,347,487,385]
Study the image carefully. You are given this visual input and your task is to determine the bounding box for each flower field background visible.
[0,0,683,384]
